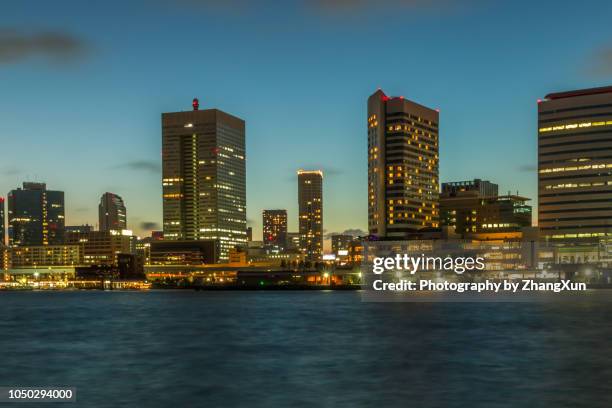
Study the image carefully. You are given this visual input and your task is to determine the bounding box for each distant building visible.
[286,232,300,251]
[162,99,247,262]
[440,193,532,235]
[331,234,353,254]
[136,237,152,265]
[151,230,164,241]
[367,89,439,239]
[0,197,5,246]
[99,192,127,232]
[8,182,65,246]
[65,230,135,266]
[150,240,216,266]
[65,224,93,235]
[298,170,323,260]
[538,86,612,241]
[263,209,288,249]
[246,226,253,242]
[9,245,81,268]
[117,253,146,280]
[441,179,498,198]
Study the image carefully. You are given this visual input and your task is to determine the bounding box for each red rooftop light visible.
[192,98,199,111]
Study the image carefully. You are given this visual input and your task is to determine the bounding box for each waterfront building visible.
[9,245,82,268]
[263,209,288,249]
[65,230,135,266]
[8,182,65,246]
[440,179,532,235]
[367,89,439,239]
[149,240,216,266]
[538,86,612,241]
[331,234,353,254]
[298,170,323,260]
[99,192,127,232]
[162,98,247,262]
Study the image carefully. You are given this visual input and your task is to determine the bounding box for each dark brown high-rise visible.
[368,89,439,239]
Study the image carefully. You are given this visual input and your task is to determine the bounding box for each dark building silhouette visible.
[331,234,353,254]
[441,179,498,198]
[538,86,612,241]
[99,192,127,232]
[298,170,323,260]
[65,224,93,234]
[8,182,65,246]
[150,240,216,265]
[440,193,532,235]
[440,179,531,235]
[263,209,287,249]
[368,89,439,239]
[0,197,5,246]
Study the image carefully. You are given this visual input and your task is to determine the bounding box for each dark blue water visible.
[1,291,612,407]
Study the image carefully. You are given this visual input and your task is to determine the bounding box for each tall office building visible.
[99,192,127,232]
[0,197,5,246]
[368,89,439,239]
[262,209,288,249]
[538,86,612,240]
[162,98,247,262]
[8,182,65,246]
[298,170,323,260]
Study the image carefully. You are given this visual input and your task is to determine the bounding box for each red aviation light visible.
[192,98,199,110]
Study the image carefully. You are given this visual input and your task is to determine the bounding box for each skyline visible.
[1,0,612,243]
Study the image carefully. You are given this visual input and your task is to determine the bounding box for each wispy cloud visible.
[1,166,21,176]
[140,221,161,231]
[0,29,87,64]
[584,45,612,78]
[517,164,536,173]
[325,228,367,239]
[309,0,472,15]
[113,160,161,174]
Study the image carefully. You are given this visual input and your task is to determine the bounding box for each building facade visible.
[440,193,532,235]
[262,209,288,249]
[65,225,93,234]
[368,89,439,239]
[162,99,247,262]
[65,230,135,266]
[441,179,498,198]
[9,245,82,268]
[298,170,323,260]
[8,182,65,246]
[99,192,127,232]
[538,86,612,241]
[0,197,5,246]
[331,234,353,254]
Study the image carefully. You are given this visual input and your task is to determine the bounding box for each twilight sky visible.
[1,0,611,243]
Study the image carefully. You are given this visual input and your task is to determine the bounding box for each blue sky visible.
[1,0,611,242]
